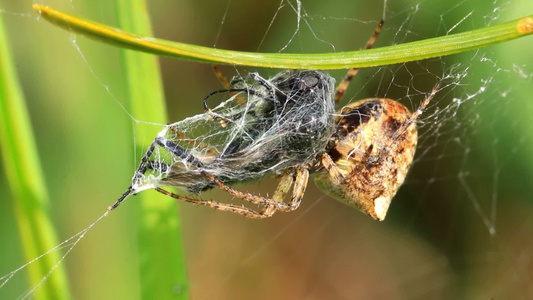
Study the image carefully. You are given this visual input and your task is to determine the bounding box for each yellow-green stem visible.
[33,4,532,69]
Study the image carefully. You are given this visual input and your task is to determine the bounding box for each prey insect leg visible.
[108,136,206,210]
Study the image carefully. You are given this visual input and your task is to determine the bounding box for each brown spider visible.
[108,20,436,220]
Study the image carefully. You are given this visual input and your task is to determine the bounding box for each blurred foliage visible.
[0,9,69,300]
[114,0,189,298]
[0,0,531,299]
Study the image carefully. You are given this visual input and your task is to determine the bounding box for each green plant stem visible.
[0,11,70,300]
[114,0,189,299]
[33,4,532,69]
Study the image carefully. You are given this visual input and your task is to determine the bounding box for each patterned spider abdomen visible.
[315,98,418,221]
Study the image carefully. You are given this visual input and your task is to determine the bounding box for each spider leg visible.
[334,19,384,104]
[203,173,292,210]
[212,65,231,89]
[277,168,309,213]
[154,187,272,219]
[203,168,309,217]
[156,171,302,218]
[154,169,310,218]
[262,172,295,216]
[408,85,438,121]
[386,85,438,150]
[320,153,345,185]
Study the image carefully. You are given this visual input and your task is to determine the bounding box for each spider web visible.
[0,0,532,299]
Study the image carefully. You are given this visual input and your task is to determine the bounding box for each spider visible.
[108,20,437,220]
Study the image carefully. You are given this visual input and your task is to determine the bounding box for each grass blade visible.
[114,0,189,299]
[0,10,70,300]
[33,4,532,69]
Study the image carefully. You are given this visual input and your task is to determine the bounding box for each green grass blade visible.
[33,4,532,69]
[0,11,70,300]
[114,0,189,299]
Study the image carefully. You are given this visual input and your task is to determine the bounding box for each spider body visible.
[315,99,418,220]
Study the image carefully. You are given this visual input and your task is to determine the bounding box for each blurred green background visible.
[1,0,532,299]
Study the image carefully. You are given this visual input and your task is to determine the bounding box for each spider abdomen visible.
[316,98,418,221]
